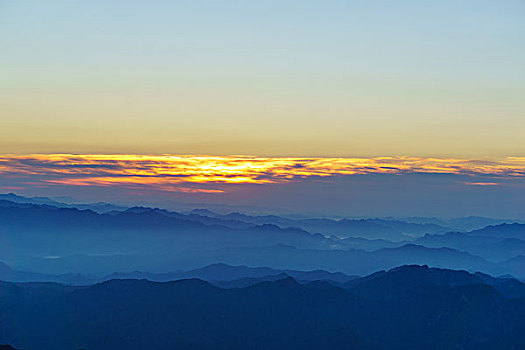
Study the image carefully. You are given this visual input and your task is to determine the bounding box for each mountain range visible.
[0,261,357,286]
[0,193,126,213]
[1,198,524,278]
[0,265,523,350]
[1,194,524,349]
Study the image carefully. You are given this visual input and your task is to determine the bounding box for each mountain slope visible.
[190,210,449,240]
[0,266,524,350]
[0,193,125,213]
[103,263,357,284]
[0,200,343,261]
[415,224,525,262]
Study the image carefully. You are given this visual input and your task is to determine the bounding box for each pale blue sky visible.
[1,1,525,216]
[1,0,524,156]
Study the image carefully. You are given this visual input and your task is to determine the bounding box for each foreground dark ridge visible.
[1,265,524,350]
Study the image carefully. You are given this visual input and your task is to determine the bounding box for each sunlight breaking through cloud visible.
[0,154,524,193]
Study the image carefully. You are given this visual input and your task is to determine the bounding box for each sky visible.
[1,1,524,217]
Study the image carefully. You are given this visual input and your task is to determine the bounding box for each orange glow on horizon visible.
[0,154,524,193]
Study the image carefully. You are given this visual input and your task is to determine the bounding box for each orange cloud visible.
[0,154,524,192]
[464,182,500,186]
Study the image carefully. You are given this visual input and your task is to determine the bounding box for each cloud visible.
[0,154,524,193]
[464,182,501,186]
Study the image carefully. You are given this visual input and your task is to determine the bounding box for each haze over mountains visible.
[1,193,524,349]
[1,193,520,231]
[0,193,524,279]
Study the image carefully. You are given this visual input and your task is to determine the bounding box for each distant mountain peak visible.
[190,208,219,216]
[389,264,429,272]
